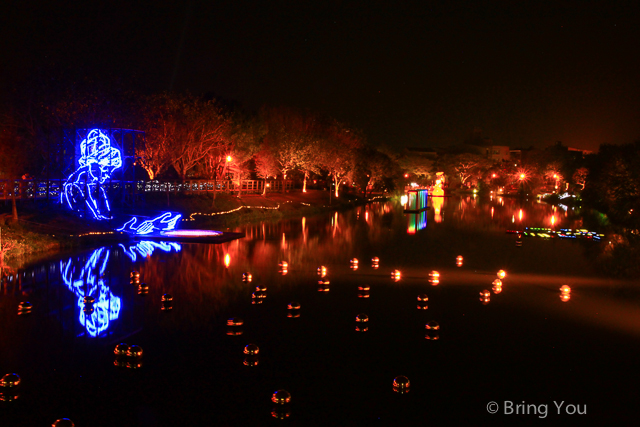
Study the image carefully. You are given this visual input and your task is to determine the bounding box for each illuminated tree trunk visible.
[302,171,308,193]
[334,175,339,198]
[11,193,18,223]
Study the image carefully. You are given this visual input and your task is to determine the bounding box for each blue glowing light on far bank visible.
[62,129,122,220]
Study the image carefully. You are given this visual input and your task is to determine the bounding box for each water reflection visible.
[406,211,427,234]
[60,247,121,337]
[119,240,181,262]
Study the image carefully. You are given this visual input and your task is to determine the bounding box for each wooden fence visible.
[0,179,294,201]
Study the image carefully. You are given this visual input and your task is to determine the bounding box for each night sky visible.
[3,0,640,152]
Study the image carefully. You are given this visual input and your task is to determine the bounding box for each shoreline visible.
[0,190,390,271]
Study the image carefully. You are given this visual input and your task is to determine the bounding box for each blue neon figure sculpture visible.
[60,247,121,337]
[62,129,123,220]
[117,212,182,235]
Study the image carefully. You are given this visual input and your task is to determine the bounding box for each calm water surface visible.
[1,196,638,425]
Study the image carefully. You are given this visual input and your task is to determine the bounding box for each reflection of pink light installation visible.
[162,230,223,237]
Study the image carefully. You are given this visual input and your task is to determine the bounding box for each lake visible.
[1,195,638,425]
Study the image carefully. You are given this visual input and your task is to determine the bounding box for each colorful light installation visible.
[117,212,182,235]
[62,129,122,220]
[404,189,429,212]
[60,247,121,337]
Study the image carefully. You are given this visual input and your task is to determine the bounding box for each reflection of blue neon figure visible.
[117,212,182,235]
[62,129,123,220]
[60,247,121,337]
[119,240,181,263]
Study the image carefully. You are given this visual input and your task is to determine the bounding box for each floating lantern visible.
[350,258,359,265]
[393,376,410,394]
[287,312,300,318]
[391,270,401,281]
[417,303,428,310]
[255,285,267,292]
[161,302,173,311]
[271,407,291,419]
[350,264,359,271]
[243,356,259,367]
[417,294,429,302]
[227,317,244,326]
[317,282,330,292]
[317,266,327,277]
[242,273,252,282]
[355,313,369,323]
[244,344,259,356]
[52,419,75,427]
[127,345,143,359]
[355,325,368,332]
[492,281,502,294]
[226,327,243,336]
[357,290,370,299]
[130,271,140,280]
[560,285,571,294]
[17,301,32,315]
[252,291,266,301]
[83,296,95,305]
[114,343,129,357]
[0,373,21,389]
[560,293,571,302]
[428,271,440,285]
[456,256,463,267]
[358,285,371,291]
[426,321,440,330]
[272,390,292,405]
[425,333,440,340]
[480,290,491,299]
[126,360,143,369]
[279,261,288,275]
[497,270,506,279]
[480,296,490,305]
[287,302,301,310]
[161,294,173,302]
[372,257,380,264]
[137,283,149,295]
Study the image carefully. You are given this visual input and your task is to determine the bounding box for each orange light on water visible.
[224,254,230,268]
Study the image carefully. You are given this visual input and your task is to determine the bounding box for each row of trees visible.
[0,77,401,200]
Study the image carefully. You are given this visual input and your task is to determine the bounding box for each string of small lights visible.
[182,196,386,221]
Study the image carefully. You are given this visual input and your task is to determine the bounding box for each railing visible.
[0,179,294,201]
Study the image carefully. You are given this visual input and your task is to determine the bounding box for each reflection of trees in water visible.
[140,204,396,317]
[585,233,640,278]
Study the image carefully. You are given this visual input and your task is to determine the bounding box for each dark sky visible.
[3,0,640,151]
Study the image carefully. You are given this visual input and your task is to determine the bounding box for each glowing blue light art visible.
[117,212,182,235]
[60,247,121,337]
[62,129,123,220]
[119,240,182,263]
